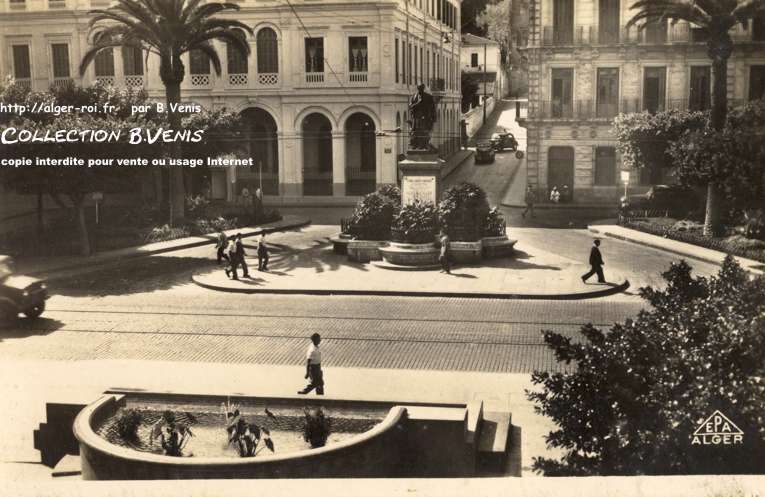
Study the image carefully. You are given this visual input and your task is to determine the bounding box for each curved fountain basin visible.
[74,393,405,480]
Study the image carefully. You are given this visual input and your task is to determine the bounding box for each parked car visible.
[475,141,496,164]
[619,185,702,218]
[489,129,524,158]
[0,255,48,324]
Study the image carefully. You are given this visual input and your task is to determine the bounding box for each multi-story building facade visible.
[460,33,503,105]
[520,0,765,204]
[0,0,463,203]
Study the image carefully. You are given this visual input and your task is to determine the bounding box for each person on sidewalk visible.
[257,233,269,271]
[225,237,239,280]
[522,185,536,218]
[561,184,570,203]
[234,233,250,278]
[550,186,561,204]
[298,333,324,395]
[438,229,451,274]
[581,239,606,284]
[215,231,229,265]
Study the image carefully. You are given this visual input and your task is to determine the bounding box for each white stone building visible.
[0,0,463,205]
[520,0,765,204]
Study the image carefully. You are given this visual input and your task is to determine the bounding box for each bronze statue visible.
[408,84,437,150]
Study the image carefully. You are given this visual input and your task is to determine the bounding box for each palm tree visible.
[80,0,253,224]
[628,0,765,236]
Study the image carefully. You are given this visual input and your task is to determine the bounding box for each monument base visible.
[398,150,444,206]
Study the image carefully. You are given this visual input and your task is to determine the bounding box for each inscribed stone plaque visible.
[402,175,436,205]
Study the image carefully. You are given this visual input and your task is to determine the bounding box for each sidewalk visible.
[589,224,764,275]
[192,226,629,300]
[15,215,311,278]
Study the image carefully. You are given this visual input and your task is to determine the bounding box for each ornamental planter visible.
[390,227,437,245]
[481,235,517,258]
[331,233,354,255]
[380,242,440,266]
[448,240,483,263]
[445,225,482,242]
[347,240,389,263]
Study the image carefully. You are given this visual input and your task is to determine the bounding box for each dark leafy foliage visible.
[349,187,401,240]
[482,207,506,237]
[529,257,765,475]
[303,408,332,449]
[116,409,143,441]
[392,200,438,243]
[438,182,490,241]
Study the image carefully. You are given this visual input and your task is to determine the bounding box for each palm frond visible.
[187,42,223,75]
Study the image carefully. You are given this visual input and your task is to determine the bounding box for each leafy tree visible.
[613,109,707,184]
[627,0,765,236]
[528,257,765,476]
[668,100,765,215]
[80,0,253,224]
[461,73,480,112]
[476,0,511,65]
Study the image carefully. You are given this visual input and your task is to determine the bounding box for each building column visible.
[332,130,346,196]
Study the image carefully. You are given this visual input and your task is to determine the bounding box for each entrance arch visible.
[240,108,279,195]
[344,112,377,196]
[302,113,333,196]
[547,146,575,200]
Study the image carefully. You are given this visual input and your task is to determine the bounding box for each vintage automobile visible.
[0,255,48,323]
[475,141,496,164]
[490,129,524,159]
[619,185,703,219]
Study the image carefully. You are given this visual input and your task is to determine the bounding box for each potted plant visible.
[348,187,400,241]
[391,200,438,244]
[438,183,490,242]
[303,407,332,448]
[481,207,517,258]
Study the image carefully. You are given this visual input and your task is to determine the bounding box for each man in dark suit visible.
[581,239,606,283]
[234,233,250,278]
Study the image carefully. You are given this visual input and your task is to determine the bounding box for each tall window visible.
[642,19,667,43]
[257,28,278,73]
[596,68,618,118]
[395,38,400,83]
[408,42,412,84]
[51,43,70,78]
[305,37,324,73]
[594,147,616,186]
[749,66,765,101]
[227,42,248,75]
[689,66,711,111]
[754,14,765,41]
[420,46,423,83]
[11,45,31,80]
[94,48,115,77]
[414,44,418,83]
[551,68,573,117]
[643,66,666,112]
[598,0,619,43]
[426,50,430,80]
[190,49,210,74]
[471,53,479,67]
[349,36,368,73]
[122,46,143,75]
[553,0,574,44]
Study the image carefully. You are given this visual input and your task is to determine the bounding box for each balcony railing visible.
[48,0,65,8]
[190,73,211,87]
[257,73,279,86]
[95,75,115,86]
[228,73,247,87]
[51,77,73,89]
[348,71,368,84]
[124,75,144,88]
[9,0,26,9]
[305,72,324,84]
[13,78,31,89]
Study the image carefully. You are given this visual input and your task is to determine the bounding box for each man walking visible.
[215,231,229,265]
[581,239,606,284]
[298,333,324,395]
[234,233,250,278]
[257,233,269,271]
[438,229,451,274]
[225,237,238,280]
[522,185,536,218]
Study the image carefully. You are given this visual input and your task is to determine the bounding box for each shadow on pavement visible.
[0,317,63,342]
[267,239,370,275]
[478,250,563,272]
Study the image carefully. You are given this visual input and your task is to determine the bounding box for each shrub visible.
[528,257,765,476]
[438,182,490,241]
[116,409,144,441]
[349,188,401,240]
[143,224,190,243]
[392,200,438,243]
[482,207,506,237]
[303,408,331,448]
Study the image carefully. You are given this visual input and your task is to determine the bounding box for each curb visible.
[30,218,312,278]
[191,274,630,300]
[442,150,475,178]
[587,226,763,274]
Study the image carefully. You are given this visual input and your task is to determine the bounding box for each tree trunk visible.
[702,46,730,237]
[73,194,91,256]
[165,80,186,225]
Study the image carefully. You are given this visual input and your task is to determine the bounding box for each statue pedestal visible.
[398,149,443,206]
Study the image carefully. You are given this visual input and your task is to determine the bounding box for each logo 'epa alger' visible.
[691,411,743,445]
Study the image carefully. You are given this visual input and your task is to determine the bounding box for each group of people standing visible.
[215,231,270,280]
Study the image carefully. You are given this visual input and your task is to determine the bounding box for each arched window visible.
[257,28,278,73]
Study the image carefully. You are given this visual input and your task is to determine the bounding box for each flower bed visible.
[621,218,765,264]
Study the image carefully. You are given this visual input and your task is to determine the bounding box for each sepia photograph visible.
[0,0,764,495]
